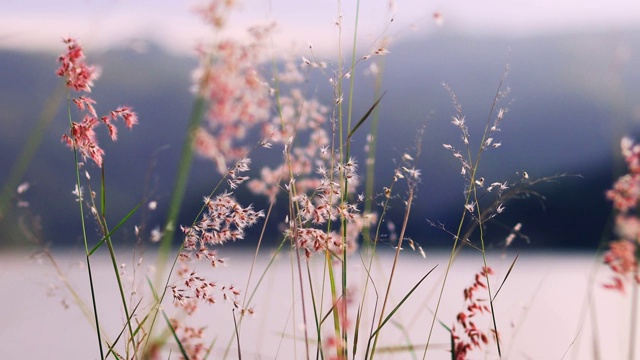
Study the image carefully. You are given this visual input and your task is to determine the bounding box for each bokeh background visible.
[2,0,640,250]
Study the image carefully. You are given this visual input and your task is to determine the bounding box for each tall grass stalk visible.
[156,94,207,278]
[423,71,509,359]
[65,94,105,359]
[369,186,415,359]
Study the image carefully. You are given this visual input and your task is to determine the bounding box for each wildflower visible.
[603,239,638,292]
[72,96,97,117]
[57,38,139,167]
[452,267,497,359]
[603,138,640,292]
[56,37,100,92]
[607,174,640,213]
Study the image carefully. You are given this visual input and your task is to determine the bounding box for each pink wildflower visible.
[603,239,639,293]
[452,267,497,360]
[57,37,138,167]
[603,137,640,292]
[56,37,100,92]
[606,174,640,213]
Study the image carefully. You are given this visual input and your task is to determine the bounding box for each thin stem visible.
[67,93,104,359]
[156,94,207,278]
[98,166,138,357]
[370,187,414,360]
[629,256,639,360]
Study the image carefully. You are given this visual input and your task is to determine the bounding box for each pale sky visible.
[1,0,640,56]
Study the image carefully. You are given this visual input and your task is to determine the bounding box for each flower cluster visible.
[171,188,263,314]
[284,157,368,258]
[56,37,99,92]
[192,19,274,174]
[440,85,510,224]
[452,267,497,360]
[181,190,265,253]
[57,37,138,167]
[603,137,640,292]
[169,318,208,360]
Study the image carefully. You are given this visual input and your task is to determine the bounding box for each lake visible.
[0,249,635,359]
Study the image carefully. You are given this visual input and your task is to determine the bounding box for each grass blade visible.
[233,309,242,360]
[147,276,191,360]
[369,265,437,339]
[88,202,141,255]
[492,253,519,302]
[106,299,145,358]
[347,91,386,140]
[157,95,207,274]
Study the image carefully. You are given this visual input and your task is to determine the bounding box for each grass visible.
[1,1,638,359]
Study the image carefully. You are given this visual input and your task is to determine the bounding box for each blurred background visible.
[2,0,640,250]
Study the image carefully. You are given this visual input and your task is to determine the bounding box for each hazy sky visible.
[2,0,640,56]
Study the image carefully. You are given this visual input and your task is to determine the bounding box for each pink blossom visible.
[604,137,640,292]
[57,37,138,167]
[56,37,100,92]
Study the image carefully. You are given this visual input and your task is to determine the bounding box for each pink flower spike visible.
[111,106,139,129]
[56,37,100,92]
[72,96,97,117]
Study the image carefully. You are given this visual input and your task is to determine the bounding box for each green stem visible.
[156,95,206,278]
[370,187,414,360]
[98,165,137,356]
[67,93,104,358]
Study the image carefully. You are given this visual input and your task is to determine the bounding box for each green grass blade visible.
[107,299,144,358]
[492,253,519,302]
[369,265,437,339]
[347,91,386,140]
[85,254,105,359]
[88,202,141,255]
[232,309,242,360]
[352,303,362,357]
[157,95,207,274]
[146,276,190,360]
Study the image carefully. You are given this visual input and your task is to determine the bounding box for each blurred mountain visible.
[1,29,639,249]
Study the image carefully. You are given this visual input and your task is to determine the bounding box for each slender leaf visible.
[89,202,141,255]
[147,277,190,360]
[106,299,144,358]
[492,253,519,302]
[370,265,437,339]
[352,303,363,357]
[347,91,386,140]
[233,310,242,360]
